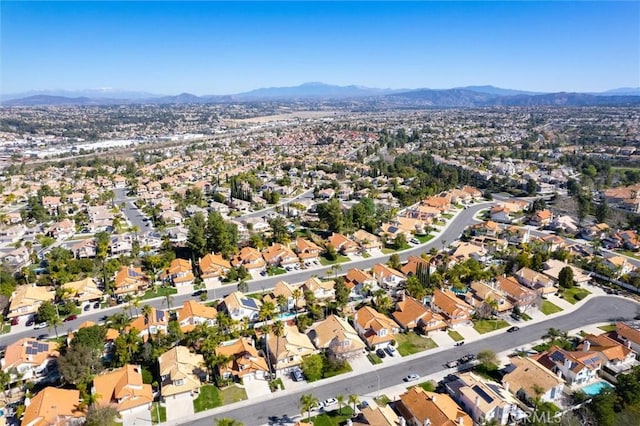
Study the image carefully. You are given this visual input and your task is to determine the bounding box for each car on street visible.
[311,401,324,411]
[291,369,304,382]
[25,318,34,327]
[385,346,397,357]
[446,360,459,368]
[459,354,476,363]
[403,373,420,382]
[64,315,78,322]
[324,398,337,407]
[454,341,465,346]
[410,238,420,245]
[375,348,387,358]
[34,322,48,330]
[507,326,520,333]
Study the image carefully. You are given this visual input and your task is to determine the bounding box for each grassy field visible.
[447,330,465,341]
[307,406,355,426]
[381,247,397,254]
[268,267,287,276]
[151,402,166,424]
[395,332,438,356]
[598,324,617,332]
[473,319,510,334]
[560,287,591,304]
[140,285,177,300]
[323,360,352,379]
[367,352,382,364]
[220,385,247,405]
[193,385,222,412]
[541,300,563,315]
[415,380,436,392]
[416,234,434,243]
[319,255,351,265]
[374,395,391,406]
[521,313,533,321]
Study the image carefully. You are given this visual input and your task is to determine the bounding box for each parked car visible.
[454,341,465,346]
[10,318,18,326]
[403,373,420,382]
[459,354,476,363]
[507,326,520,333]
[376,348,387,358]
[385,346,397,357]
[324,398,337,407]
[311,401,324,411]
[291,369,304,382]
[83,304,91,311]
[446,360,459,368]
[25,318,34,327]
[358,400,370,410]
[34,322,48,330]
[64,315,78,322]
[93,302,100,309]
[410,238,420,245]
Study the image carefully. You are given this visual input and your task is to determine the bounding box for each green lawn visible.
[220,385,247,405]
[416,234,434,243]
[560,287,591,304]
[1,323,11,335]
[362,252,371,259]
[323,360,352,379]
[193,385,222,412]
[619,250,640,260]
[598,324,617,332]
[395,332,438,356]
[541,300,563,315]
[307,406,355,426]
[381,247,397,254]
[374,395,391,406]
[521,313,533,321]
[367,352,382,364]
[448,330,465,341]
[140,286,177,301]
[442,213,454,219]
[268,267,287,276]
[415,380,436,392]
[151,402,166,424]
[319,255,350,265]
[473,319,510,334]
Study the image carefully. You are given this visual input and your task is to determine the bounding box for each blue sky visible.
[2,1,639,95]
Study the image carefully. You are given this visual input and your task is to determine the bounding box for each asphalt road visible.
[114,187,155,234]
[182,296,640,426]
[0,202,488,347]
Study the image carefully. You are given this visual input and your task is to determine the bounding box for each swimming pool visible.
[581,381,613,396]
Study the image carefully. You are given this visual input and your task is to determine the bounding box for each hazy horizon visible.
[2,2,639,95]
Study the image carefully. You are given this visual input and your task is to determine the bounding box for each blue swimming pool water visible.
[582,381,613,396]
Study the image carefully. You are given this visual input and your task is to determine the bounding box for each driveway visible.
[243,375,271,399]
[348,352,372,372]
[429,330,455,348]
[165,394,195,422]
[121,408,152,425]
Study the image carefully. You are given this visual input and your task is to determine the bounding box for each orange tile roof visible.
[22,387,84,426]
[199,253,231,278]
[3,338,58,371]
[93,364,153,412]
[397,387,471,426]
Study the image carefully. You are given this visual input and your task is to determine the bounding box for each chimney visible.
[563,358,572,370]
[399,417,407,426]
[504,381,510,393]
[583,340,591,351]
[424,419,431,426]
[475,396,480,407]
[627,340,632,349]
[457,416,465,425]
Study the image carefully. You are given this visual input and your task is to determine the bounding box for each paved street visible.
[175,296,640,426]
[114,187,154,234]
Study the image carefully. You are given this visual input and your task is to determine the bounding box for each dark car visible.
[376,348,387,358]
[507,326,520,333]
[93,302,100,309]
[25,318,34,327]
[83,304,91,311]
[291,369,304,382]
[384,346,397,357]
[64,314,78,322]
[10,318,18,326]
[454,341,465,346]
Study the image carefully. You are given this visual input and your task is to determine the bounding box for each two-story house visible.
[327,233,360,255]
[307,315,366,360]
[301,277,335,300]
[231,247,266,272]
[396,387,472,426]
[353,306,400,350]
[515,267,557,295]
[495,276,538,313]
[7,285,55,322]
[62,277,104,306]
[22,387,84,426]
[92,364,153,417]
[266,324,316,374]
[199,252,231,284]
[175,300,217,333]
[578,334,637,375]
[158,346,207,401]
[431,289,474,327]
[534,346,604,386]
[262,243,299,268]
[371,263,406,289]
[1,338,58,384]
[529,209,553,227]
[502,356,565,404]
[345,268,378,298]
[295,237,323,263]
[163,258,195,289]
[215,337,269,380]
[114,266,149,297]
[263,280,300,313]
[392,295,447,334]
[128,307,169,340]
[220,291,262,322]
[351,229,382,251]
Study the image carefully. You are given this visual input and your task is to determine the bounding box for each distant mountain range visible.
[2,83,639,106]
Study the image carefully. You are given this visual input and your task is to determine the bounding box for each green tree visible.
[187,212,208,258]
[206,211,238,258]
[299,393,319,422]
[477,349,498,370]
[334,277,350,308]
[558,266,575,289]
[405,275,427,300]
[85,405,118,426]
[301,354,323,382]
[237,280,249,294]
[317,198,344,233]
[259,301,277,322]
[58,344,103,386]
[268,216,289,244]
[348,394,360,412]
[595,200,610,224]
[388,253,402,270]
[588,389,616,426]
[394,233,408,250]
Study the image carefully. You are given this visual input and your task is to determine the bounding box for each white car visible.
[323,398,337,407]
[403,373,420,382]
[34,322,48,330]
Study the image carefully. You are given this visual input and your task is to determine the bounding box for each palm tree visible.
[215,419,244,426]
[106,312,130,333]
[348,394,359,413]
[123,329,142,359]
[292,288,302,311]
[132,298,141,317]
[259,301,277,322]
[336,394,345,415]
[141,304,153,339]
[48,314,62,339]
[271,320,284,377]
[276,294,287,313]
[299,393,319,422]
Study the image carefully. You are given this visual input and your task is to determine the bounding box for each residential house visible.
[423,196,452,213]
[220,291,262,322]
[371,263,406,288]
[502,356,565,404]
[199,253,231,284]
[351,229,382,251]
[489,206,512,224]
[2,246,31,268]
[614,322,640,354]
[158,346,207,401]
[465,281,513,315]
[550,215,579,234]
[617,230,640,251]
[7,285,55,321]
[163,258,195,288]
[529,209,553,227]
[262,243,299,267]
[515,267,557,295]
[1,338,58,384]
[22,387,84,426]
[504,226,531,245]
[451,242,490,263]
[61,277,104,305]
[266,324,316,373]
[231,247,266,271]
[301,277,335,300]
[543,260,591,286]
[41,196,62,215]
[295,237,323,263]
[462,185,483,200]
[109,234,133,256]
[581,223,610,241]
[92,364,153,416]
[469,221,502,238]
[128,307,169,339]
[446,372,529,425]
[353,306,400,349]
[114,266,148,297]
[159,210,184,226]
[578,334,637,375]
[307,315,366,360]
[396,387,472,426]
[215,337,270,380]
[392,295,447,334]
[327,233,359,255]
[263,280,300,312]
[495,276,538,313]
[351,405,399,426]
[48,219,75,240]
[70,238,97,259]
[175,300,217,333]
[602,256,635,277]
[401,255,433,277]
[431,289,474,327]
[534,346,603,385]
[345,268,378,297]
